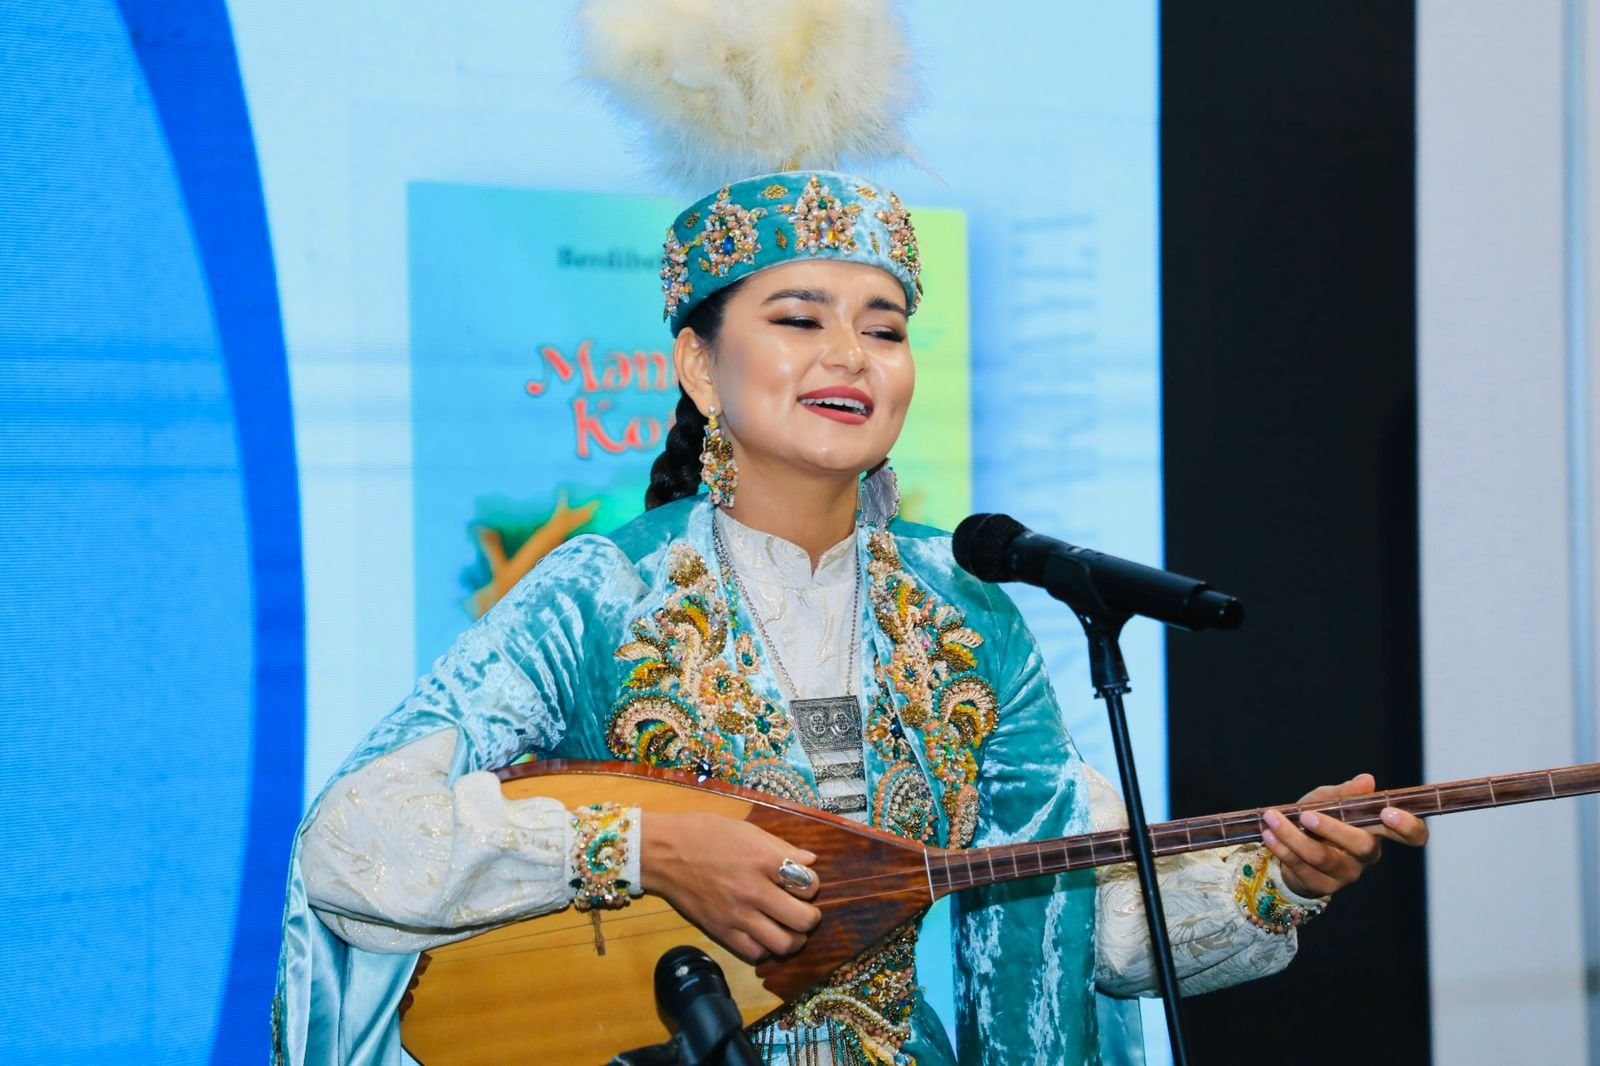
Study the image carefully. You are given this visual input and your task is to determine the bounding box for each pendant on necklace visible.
[792,695,867,817]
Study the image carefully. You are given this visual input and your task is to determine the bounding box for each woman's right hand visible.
[639,810,822,963]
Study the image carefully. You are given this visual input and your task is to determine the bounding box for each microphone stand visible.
[952,510,1241,1064]
[1065,600,1193,1066]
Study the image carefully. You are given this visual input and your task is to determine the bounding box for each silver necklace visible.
[711,518,862,701]
[712,518,869,817]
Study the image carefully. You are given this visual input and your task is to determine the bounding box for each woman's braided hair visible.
[644,280,744,510]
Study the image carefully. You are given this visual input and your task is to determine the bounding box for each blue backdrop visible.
[0,2,1158,1061]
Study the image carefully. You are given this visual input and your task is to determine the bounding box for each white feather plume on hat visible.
[573,0,921,193]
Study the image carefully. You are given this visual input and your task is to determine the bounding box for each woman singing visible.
[274,169,1427,1066]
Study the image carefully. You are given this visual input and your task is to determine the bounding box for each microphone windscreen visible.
[953,513,1026,582]
[653,946,729,1025]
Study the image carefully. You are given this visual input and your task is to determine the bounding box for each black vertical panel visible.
[1162,5,1427,1064]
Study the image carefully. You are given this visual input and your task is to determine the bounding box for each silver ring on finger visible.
[776,857,815,892]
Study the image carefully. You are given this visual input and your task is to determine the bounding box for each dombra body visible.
[398,758,1600,1066]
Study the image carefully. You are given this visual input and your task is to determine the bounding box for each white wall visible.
[1418,1,1600,1062]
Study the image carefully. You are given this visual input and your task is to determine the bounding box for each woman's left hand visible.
[1260,774,1430,898]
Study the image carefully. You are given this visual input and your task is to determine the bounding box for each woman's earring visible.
[700,407,738,508]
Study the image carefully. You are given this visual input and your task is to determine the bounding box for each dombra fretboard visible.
[397,758,1600,1066]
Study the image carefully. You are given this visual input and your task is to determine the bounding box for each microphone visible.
[652,946,760,1066]
[953,513,1243,631]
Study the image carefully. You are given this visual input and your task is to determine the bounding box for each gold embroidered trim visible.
[1234,847,1326,933]
[607,544,791,780]
[867,531,998,848]
[742,757,821,806]
[569,803,632,911]
[772,919,921,1066]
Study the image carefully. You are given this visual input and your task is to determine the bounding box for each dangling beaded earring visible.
[699,406,738,508]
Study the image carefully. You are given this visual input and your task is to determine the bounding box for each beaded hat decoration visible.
[660,170,920,333]
[572,0,925,333]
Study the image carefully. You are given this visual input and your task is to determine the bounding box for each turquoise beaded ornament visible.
[660,170,922,334]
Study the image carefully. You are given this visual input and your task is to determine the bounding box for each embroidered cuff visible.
[1231,847,1327,934]
[568,803,639,910]
[1268,857,1329,909]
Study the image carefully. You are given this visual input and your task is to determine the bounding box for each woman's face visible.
[677,259,915,486]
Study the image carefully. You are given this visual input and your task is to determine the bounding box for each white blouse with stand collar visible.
[713,508,868,821]
[712,508,858,701]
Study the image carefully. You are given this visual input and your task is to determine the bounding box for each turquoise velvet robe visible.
[273,496,1141,1065]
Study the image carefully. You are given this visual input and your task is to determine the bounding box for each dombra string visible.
[459,760,1600,962]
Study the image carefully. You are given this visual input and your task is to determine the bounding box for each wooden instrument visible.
[398,758,1600,1065]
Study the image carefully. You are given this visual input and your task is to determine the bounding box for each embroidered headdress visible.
[572,0,925,333]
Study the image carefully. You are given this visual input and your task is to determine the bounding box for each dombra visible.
[398,758,1600,1066]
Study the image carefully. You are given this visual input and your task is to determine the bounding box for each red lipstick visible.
[797,386,874,424]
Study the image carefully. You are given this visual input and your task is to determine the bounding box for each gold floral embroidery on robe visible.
[867,531,998,849]
[766,920,921,1066]
[607,544,795,781]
